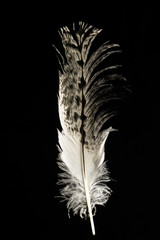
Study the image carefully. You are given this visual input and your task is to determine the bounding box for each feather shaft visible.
[80,73,95,234]
[80,141,95,235]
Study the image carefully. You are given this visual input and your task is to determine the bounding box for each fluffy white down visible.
[57,129,112,218]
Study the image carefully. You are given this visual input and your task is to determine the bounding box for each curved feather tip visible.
[54,21,129,235]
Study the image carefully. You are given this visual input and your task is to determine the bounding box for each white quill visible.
[54,22,128,235]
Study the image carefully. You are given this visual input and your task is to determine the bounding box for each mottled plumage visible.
[53,22,129,235]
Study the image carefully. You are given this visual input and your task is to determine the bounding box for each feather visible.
[53,22,129,235]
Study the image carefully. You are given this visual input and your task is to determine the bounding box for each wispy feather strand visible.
[53,22,129,235]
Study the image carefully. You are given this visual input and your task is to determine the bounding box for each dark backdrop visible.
[7,2,159,240]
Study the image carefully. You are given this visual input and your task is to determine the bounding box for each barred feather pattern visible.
[54,22,128,235]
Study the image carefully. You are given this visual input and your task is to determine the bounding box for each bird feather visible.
[53,21,128,235]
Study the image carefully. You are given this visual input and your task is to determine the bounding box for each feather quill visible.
[53,22,129,235]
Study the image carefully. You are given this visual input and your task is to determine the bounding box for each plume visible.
[53,22,129,235]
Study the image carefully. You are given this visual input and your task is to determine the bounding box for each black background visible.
[7,2,159,240]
